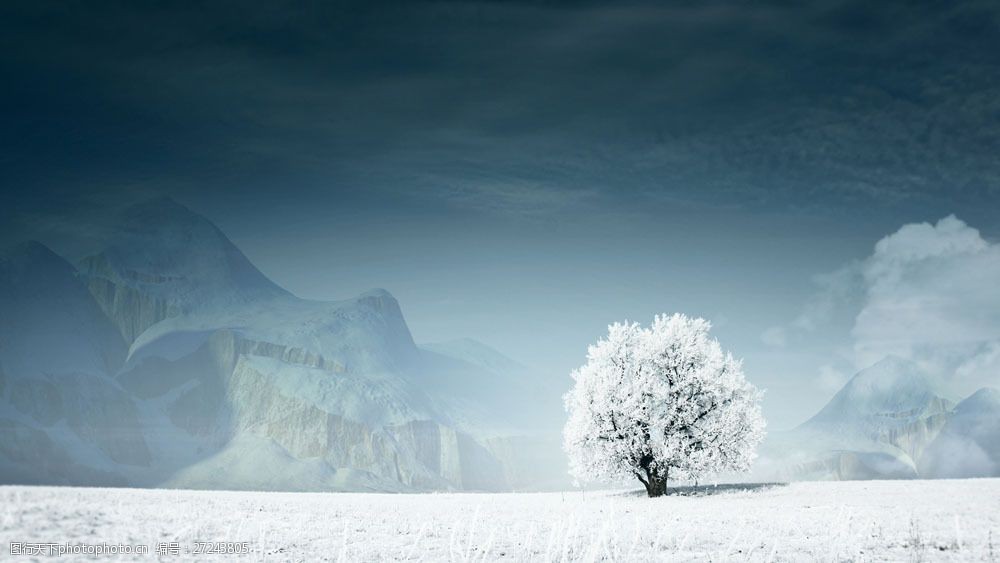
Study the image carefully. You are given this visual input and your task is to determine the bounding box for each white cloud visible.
[784,215,1000,398]
[852,215,1000,395]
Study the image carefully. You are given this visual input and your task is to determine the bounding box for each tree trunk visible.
[644,472,668,497]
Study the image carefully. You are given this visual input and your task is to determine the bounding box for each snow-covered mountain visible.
[0,241,144,486]
[78,197,290,344]
[0,198,565,491]
[759,356,999,481]
[919,387,1000,478]
[0,241,126,378]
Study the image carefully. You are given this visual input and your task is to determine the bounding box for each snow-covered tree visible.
[563,314,765,497]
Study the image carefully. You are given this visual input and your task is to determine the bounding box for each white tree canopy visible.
[563,314,766,496]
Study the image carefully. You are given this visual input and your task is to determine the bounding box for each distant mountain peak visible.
[845,355,937,394]
[2,239,68,266]
[956,387,1000,413]
[867,354,913,369]
[1,241,79,290]
[74,197,289,343]
[803,355,951,428]
[79,197,289,306]
[114,197,239,249]
[358,287,396,303]
[421,338,526,374]
[3,239,55,257]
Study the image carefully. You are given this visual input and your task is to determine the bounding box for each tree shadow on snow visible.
[615,482,787,498]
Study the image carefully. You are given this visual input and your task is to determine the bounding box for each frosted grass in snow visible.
[2,479,999,561]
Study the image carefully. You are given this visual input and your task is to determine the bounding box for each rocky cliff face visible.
[80,254,182,345]
[1,199,554,492]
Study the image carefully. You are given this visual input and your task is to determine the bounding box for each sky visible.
[2,0,999,429]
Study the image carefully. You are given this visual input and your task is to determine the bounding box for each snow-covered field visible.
[2,479,999,561]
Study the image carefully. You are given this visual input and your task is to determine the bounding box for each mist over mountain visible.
[756,356,999,481]
[920,388,1000,478]
[0,198,567,491]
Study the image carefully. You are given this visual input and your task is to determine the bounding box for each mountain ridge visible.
[919,386,1000,478]
[760,357,995,481]
[0,197,566,492]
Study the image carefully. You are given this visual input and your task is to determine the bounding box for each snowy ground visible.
[2,479,999,561]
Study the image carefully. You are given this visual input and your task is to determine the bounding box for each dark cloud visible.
[4,0,1000,229]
